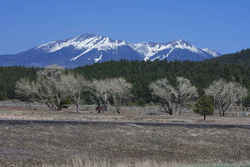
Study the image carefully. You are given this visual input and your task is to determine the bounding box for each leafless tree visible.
[175,77,198,115]
[16,66,91,112]
[150,78,176,115]
[205,79,247,116]
[16,65,68,111]
[92,78,132,113]
[61,74,91,112]
[15,78,37,102]
[150,77,198,115]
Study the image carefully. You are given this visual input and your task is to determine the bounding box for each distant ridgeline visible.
[208,49,250,66]
[0,49,250,104]
[0,34,221,68]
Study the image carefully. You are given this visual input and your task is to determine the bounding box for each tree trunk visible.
[178,106,182,116]
[55,95,61,111]
[76,103,79,113]
[174,104,178,116]
[76,94,81,113]
[116,107,120,114]
[164,102,173,115]
[96,104,101,113]
[203,112,206,120]
[169,108,173,115]
[218,108,222,117]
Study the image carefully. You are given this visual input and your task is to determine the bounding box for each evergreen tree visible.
[194,96,214,120]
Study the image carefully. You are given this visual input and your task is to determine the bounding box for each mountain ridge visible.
[207,49,250,66]
[0,33,221,68]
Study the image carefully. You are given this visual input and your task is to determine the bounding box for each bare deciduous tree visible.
[15,78,37,102]
[92,78,132,113]
[175,77,198,115]
[16,66,68,111]
[150,78,176,115]
[205,79,247,116]
[61,74,91,112]
[150,77,198,115]
[16,66,91,112]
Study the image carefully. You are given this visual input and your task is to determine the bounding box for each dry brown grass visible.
[2,157,250,167]
[0,103,250,166]
[0,122,250,166]
[0,105,249,125]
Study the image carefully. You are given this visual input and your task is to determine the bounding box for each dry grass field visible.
[0,121,250,166]
[0,104,249,125]
[0,102,250,166]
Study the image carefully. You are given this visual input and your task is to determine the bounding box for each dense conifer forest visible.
[208,49,250,66]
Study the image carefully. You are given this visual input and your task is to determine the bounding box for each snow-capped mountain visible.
[0,33,221,68]
[132,40,220,61]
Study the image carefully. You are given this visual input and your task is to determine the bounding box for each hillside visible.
[209,49,250,66]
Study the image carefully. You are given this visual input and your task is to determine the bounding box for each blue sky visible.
[0,0,249,54]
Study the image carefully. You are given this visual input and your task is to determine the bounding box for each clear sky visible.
[0,0,249,54]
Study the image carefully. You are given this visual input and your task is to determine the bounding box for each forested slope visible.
[1,60,250,104]
[208,49,250,66]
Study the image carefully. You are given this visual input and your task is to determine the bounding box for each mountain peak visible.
[73,33,99,41]
[167,40,193,47]
[1,33,221,67]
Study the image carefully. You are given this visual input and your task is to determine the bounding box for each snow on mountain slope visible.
[0,33,221,68]
[202,48,221,57]
[133,40,206,61]
[37,33,128,61]
[133,42,171,61]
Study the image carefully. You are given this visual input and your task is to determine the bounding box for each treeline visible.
[1,60,250,105]
[208,49,250,66]
[75,60,250,104]
[0,66,38,100]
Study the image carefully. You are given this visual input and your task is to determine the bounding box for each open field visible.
[0,101,250,166]
[0,104,249,125]
[0,121,250,166]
